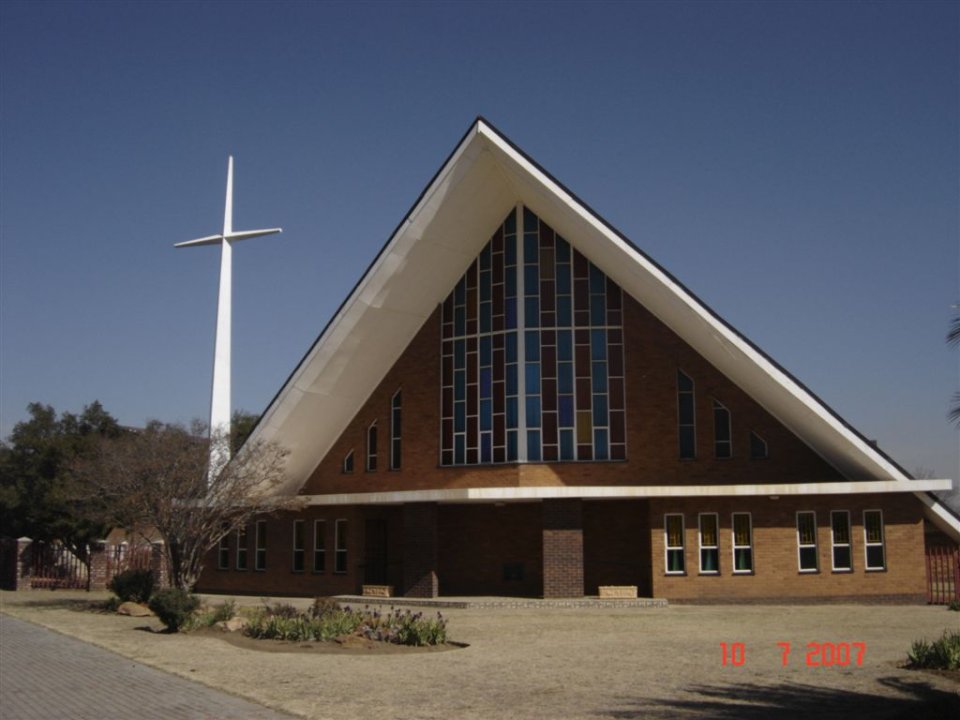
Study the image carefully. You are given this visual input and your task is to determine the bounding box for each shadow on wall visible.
[602,676,960,720]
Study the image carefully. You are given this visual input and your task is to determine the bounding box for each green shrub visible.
[187,599,237,630]
[107,568,155,604]
[148,588,200,632]
[947,599,960,612]
[908,630,960,670]
[358,608,447,646]
[310,597,341,618]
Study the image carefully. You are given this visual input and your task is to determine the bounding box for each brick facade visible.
[542,499,584,597]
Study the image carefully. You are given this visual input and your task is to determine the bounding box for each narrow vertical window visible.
[342,450,354,474]
[313,520,326,573]
[863,510,885,571]
[335,519,348,574]
[749,431,767,459]
[796,511,818,572]
[218,531,230,570]
[390,390,402,470]
[677,371,696,459]
[831,511,852,571]
[698,513,719,574]
[713,400,732,459]
[732,513,753,573]
[366,422,378,471]
[255,520,267,571]
[236,526,248,570]
[664,514,685,574]
[292,520,305,573]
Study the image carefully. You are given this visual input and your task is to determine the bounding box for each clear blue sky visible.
[1,0,957,480]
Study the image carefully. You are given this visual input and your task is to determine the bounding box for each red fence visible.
[926,545,960,605]
[28,541,89,590]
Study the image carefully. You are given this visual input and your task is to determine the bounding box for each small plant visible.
[107,568,155,604]
[947,599,960,612]
[187,599,237,629]
[310,597,341,618]
[148,588,200,632]
[265,601,300,619]
[907,630,960,670]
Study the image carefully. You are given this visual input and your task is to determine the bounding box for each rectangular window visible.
[732,513,753,573]
[255,520,267,571]
[313,520,326,573]
[342,450,354,474]
[698,513,719,574]
[677,371,695,459]
[236,527,248,570]
[366,422,378,471]
[664,514,685,574]
[831,511,852,571]
[863,510,885,571]
[335,519,348,574]
[390,390,402,470]
[713,400,732,459]
[218,532,230,570]
[292,520,305,573]
[796,511,818,572]
[749,431,768,459]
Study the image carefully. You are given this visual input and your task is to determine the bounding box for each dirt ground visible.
[1,590,958,720]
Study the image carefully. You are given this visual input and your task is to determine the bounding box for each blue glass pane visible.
[560,429,574,460]
[454,372,465,401]
[591,329,607,361]
[480,433,492,463]
[455,277,466,305]
[523,206,538,231]
[455,339,466,368]
[557,296,572,327]
[590,298,606,326]
[555,236,570,262]
[594,429,609,460]
[558,395,574,427]
[506,365,518,396]
[480,399,492,430]
[527,431,541,462]
[525,362,541,391]
[526,396,541,428]
[480,244,491,271]
[507,431,518,461]
[506,397,518,428]
[556,264,571,295]
[558,363,574,394]
[524,298,539,327]
[504,209,516,235]
[524,264,539,291]
[454,402,466,433]
[505,298,517,329]
[480,304,491,333]
[455,307,466,336]
[524,234,538,264]
[557,331,573,361]
[506,332,518,363]
[592,362,608,393]
[592,395,608,426]
[480,336,492,364]
[480,368,492,398]
[455,435,465,464]
[525,331,540,361]
[505,265,517,297]
[589,263,605,294]
[505,233,516,266]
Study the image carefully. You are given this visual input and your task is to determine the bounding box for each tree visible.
[72,420,295,591]
[949,312,960,426]
[0,402,120,567]
[231,410,260,454]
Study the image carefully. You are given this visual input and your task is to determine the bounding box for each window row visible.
[663,509,886,575]
[217,519,349,574]
[676,370,767,461]
[341,389,402,473]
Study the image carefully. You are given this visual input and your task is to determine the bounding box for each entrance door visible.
[363,519,388,585]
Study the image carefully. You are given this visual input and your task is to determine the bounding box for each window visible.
[313,520,326,573]
[236,526,248,570]
[255,520,267,571]
[390,390,402,470]
[749,432,768,459]
[713,400,731,459]
[732,513,753,573]
[796,511,818,572]
[342,450,354,474]
[664,514,685,574]
[292,520,305,573]
[831,511,852,571]
[218,532,230,570]
[863,510,885,571]
[699,513,719,574]
[677,371,695,459]
[334,519,348,573]
[366,422,378,471]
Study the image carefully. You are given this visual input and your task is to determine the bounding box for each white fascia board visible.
[914,491,960,543]
[299,479,952,507]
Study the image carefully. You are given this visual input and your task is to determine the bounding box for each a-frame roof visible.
[246,117,956,537]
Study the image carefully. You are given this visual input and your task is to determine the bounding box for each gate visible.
[28,541,89,590]
[926,545,959,604]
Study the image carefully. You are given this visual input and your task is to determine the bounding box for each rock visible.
[117,602,153,617]
[219,617,247,632]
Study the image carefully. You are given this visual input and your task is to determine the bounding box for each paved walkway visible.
[0,614,297,720]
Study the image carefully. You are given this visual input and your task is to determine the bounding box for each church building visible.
[197,118,958,602]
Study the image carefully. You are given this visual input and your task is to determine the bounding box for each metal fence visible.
[926,545,959,605]
[28,541,89,590]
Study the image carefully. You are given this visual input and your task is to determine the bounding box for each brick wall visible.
[542,499,584,597]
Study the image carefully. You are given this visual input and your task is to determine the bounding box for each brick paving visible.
[0,614,296,720]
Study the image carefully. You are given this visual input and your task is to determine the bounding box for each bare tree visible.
[949,312,960,426]
[72,420,297,591]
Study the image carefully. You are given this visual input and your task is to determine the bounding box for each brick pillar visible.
[88,541,109,591]
[0,537,30,590]
[403,503,439,598]
[542,499,584,598]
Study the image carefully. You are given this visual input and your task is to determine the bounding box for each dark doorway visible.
[364,519,389,585]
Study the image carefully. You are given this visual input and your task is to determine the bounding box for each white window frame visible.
[334,518,348,574]
[366,421,378,472]
[342,450,354,474]
[390,389,402,470]
[291,519,305,573]
[664,514,686,575]
[731,512,753,574]
[830,510,852,572]
[313,519,326,573]
[749,431,768,460]
[712,400,732,459]
[217,532,230,570]
[254,520,267,572]
[677,371,696,460]
[796,511,818,573]
[698,512,720,574]
[863,509,886,571]
[236,527,248,571]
